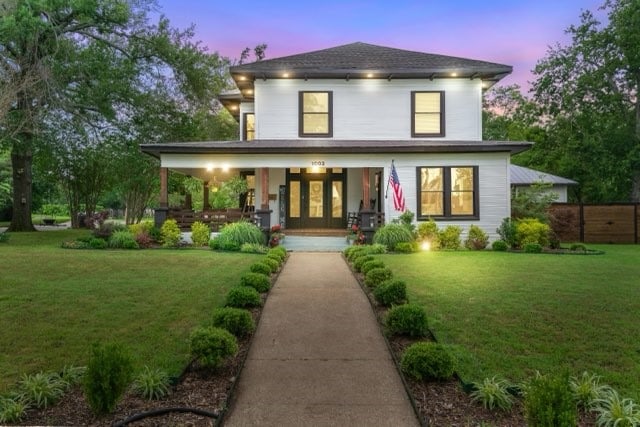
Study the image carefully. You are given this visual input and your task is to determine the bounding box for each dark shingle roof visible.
[230,42,511,78]
[510,165,577,185]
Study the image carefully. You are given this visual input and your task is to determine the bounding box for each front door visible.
[286,168,346,228]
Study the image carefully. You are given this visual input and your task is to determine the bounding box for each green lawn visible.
[380,246,640,400]
[0,230,258,392]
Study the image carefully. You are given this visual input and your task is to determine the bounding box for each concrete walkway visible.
[224,253,419,427]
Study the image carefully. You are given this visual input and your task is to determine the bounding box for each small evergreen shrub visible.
[89,237,107,249]
[261,257,280,273]
[190,221,211,246]
[160,219,181,248]
[132,366,171,400]
[496,217,517,248]
[364,267,393,288]
[401,342,455,381]
[108,230,139,249]
[190,326,238,369]
[470,376,514,411]
[128,220,153,237]
[524,373,576,427]
[361,259,385,274]
[212,307,255,337]
[394,241,419,253]
[592,389,640,427]
[465,225,489,250]
[250,262,272,276]
[570,243,587,252]
[373,279,407,306]
[491,240,508,251]
[373,224,415,251]
[84,342,134,415]
[0,397,27,424]
[353,255,374,272]
[524,243,543,253]
[226,286,262,308]
[266,252,284,265]
[269,245,287,258]
[516,218,551,248]
[417,219,440,250]
[438,225,462,250]
[241,243,269,254]
[346,246,366,262]
[385,304,428,337]
[16,371,65,408]
[241,272,271,292]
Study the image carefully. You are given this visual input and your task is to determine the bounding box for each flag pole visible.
[385,159,394,199]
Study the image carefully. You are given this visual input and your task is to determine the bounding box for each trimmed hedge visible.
[240,272,271,293]
[212,307,255,337]
[385,304,428,337]
[401,342,455,380]
[226,286,262,308]
[364,267,393,288]
[373,279,407,306]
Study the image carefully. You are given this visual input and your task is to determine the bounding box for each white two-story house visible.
[142,42,531,239]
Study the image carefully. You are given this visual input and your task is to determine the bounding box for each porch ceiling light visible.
[366,73,374,78]
[222,164,230,172]
[206,163,214,172]
[239,76,246,81]
[282,72,290,78]
[451,72,458,77]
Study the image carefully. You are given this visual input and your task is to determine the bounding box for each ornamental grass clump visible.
[132,366,171,400]
[470,376,515,411]
[16,371,65,408]
[373,224,414,252]
[211,221,265,251]
[401,342,455,381]
[226,286,262,308]
[190,221,211,247]
[241,272,271,293]
[385,304,428,337]
[373,279,407,306]
[190,326,238,369]
[523,372,576,427]
[108,230,139,249]
[592,389,640,427]
[83,342,134,415]
[569,371,612,409]
[364,267,393,288]
[0,397,27,424]
[212,307,255,337]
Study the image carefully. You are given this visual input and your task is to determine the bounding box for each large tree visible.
[0,0,228,231]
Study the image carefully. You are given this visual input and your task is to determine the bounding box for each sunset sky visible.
[155,0,605,90]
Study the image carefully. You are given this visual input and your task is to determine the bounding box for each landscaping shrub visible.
[240,272,271,293]
[438,225,462,250]
[16,371,65,408]
[61,239,89,249]
[132,366,171,400]
[465,225,489,250]
[249,262,272,276]
[261,257,280,273]
[128,220,154,237]
[92,222,123,240]
[190,221,211,247]
[491,240,508,251]
[373,279,407,306]
[361,259,385,274]
[160,219,181,248]
[385,304,428,337]
[134,232,153,249]
[0,397,27,424]
[524,243,543,253]
[108,230,139,249]
[212,307,255,337]
[570,243,587,252]
[392,210,417,237]
[241,243,269,254]
[400,342,455,381]
[524,373,576,427]
[353,255,374,272]
[213,221,264,251]
[60,365,86,389]
[516,218,550,248]
[364,267,393,288]
[84,342,134,415]
[346,246,366,262]
[496,217,517,248]
[266,252,284,265]
[226,286,262,308]
[417,218,440,249]
[189,326,238,369]
[470,376,514,411]
[209,237,240,251]
[569,372,611,409]
[0,232,10,243]
[373,223,414,251]
[394,241,419,253]
[269,245,287,258]
[89,237,107,249]
[592,389,640,427]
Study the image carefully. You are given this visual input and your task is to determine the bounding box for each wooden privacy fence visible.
[548,203,640,244]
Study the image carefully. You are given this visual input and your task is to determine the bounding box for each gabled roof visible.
[510,165,578,186]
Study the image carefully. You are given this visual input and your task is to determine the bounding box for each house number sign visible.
[311,161,325,166]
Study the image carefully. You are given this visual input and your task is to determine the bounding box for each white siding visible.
[254,78,482,141]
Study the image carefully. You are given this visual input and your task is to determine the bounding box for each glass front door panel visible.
[332,181,342,218]
[290,181,300,218]
[308,181,323,218]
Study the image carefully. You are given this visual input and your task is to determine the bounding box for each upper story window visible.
[417,166,478,220]
[243,113,255,141]
[299,91,333,137]
[412,91,445,137]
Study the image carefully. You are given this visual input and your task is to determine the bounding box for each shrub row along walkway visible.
[224,252,419,426]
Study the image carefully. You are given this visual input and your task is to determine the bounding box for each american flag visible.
[389,163,406,212]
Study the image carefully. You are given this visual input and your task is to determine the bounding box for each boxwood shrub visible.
[364,267,393,288]
[353,255,374,272]
[385,304,428,337]
[394,241,419,253]
[361,259,385,274]
[189,326,238,369]
[491,240,509,251]
[268,246,287,259]
[401,342,455,381]
[266,252,284,265]
[373,279,407,306]
[211,307,255,337]
[226,286,262,308]
[261,257,280,273]
[249,262,272,276]
[240,272,271,293]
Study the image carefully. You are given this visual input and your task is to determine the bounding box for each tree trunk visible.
[631,77,640,202]
[8,148,36,232]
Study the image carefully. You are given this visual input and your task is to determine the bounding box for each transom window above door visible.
[299,91,333,137]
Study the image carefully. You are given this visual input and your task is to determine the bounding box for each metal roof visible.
[510,164,578,185]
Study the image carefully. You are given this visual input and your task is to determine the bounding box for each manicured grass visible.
[380,246,640,400]
[0,230,258,392]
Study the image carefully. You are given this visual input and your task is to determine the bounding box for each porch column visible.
[362,167,370,209]
[260,168,269,209]
[203,181,210,209]
[159,167,168,208]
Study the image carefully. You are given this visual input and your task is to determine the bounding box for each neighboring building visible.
[142,42,531,239]
[510,164,577,203]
